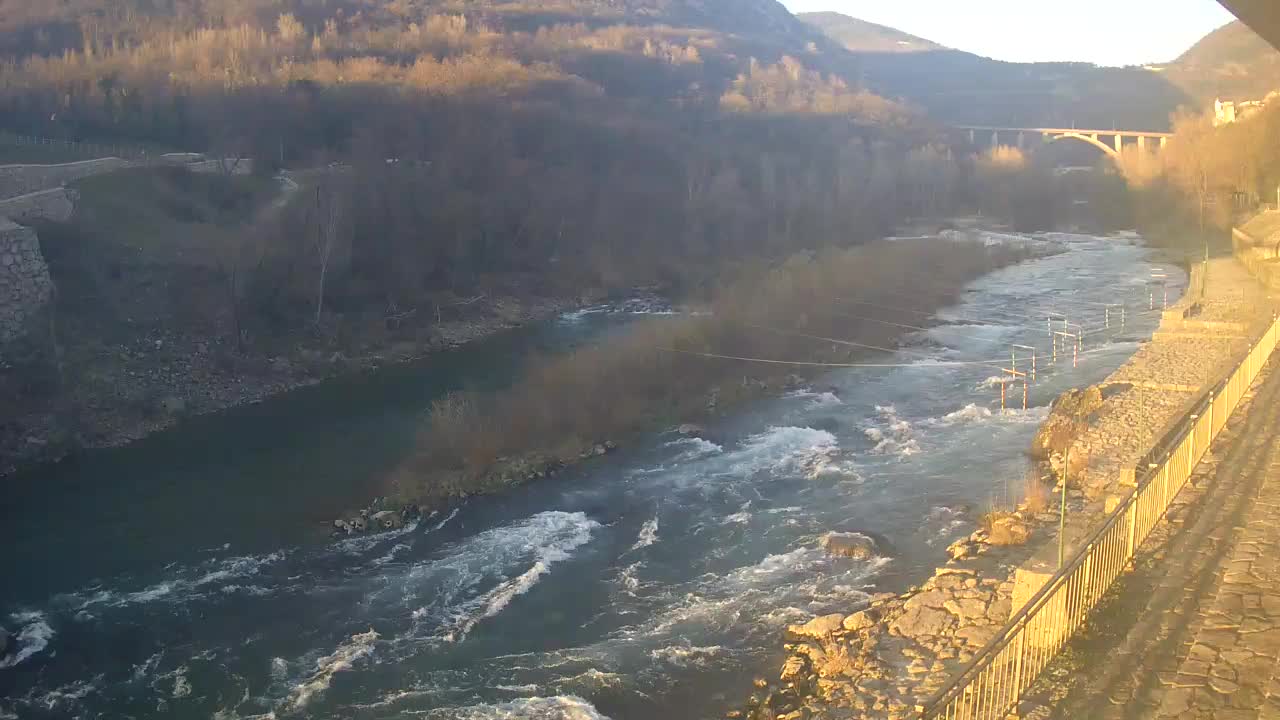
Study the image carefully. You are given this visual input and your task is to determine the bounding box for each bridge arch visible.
[1045,132,1119,159]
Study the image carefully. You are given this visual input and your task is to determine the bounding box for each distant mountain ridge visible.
[797,12,944,53]
[799,10,1187,130]
[1164,20,1280,103]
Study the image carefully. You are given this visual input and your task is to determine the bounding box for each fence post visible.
[1010,624,1028,715]
[1188,414,1197,465]
[1208,393,1215,442]
[1126,497,1138,567]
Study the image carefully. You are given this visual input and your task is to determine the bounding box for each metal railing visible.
[918,312,1280,720]
[0,131,153,161]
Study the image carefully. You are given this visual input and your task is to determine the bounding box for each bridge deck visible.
[955,126,1174,138]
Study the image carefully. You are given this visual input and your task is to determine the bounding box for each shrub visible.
[391,237,1032,506]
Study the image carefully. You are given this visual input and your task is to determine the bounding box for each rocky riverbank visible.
[740,256,1275,720]
[0,294,577,477]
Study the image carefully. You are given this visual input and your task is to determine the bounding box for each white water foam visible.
[10,677,101,713]
[634,545,889,643]
[976,374,1016,390]
[333,519,421,554]
[665,437,724,460]
[0,611,54,668]
[431,508,462,532]
[785,388,843,408]
[287,629,379,710]
[372,543,411,567]
[131,651,163,681]
[940,228,1032,248]
[923,506,970,545]
[406,511,600,643]
[630,518,659,552]
[434,695,611,719]
[927,403,994,426]
[63,551,286,610]
[559,295,674,323]
[617,562,646,595]
[649,644,727,668]
[863,405,919,458]
[724,426,840,478]
[172,665,193,698]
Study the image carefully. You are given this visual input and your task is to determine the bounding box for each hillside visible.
[798,11,944,54]
[1165,20,1280,103]
[0,0,817,58]
[801,10,1190,130]
[0,0,976,472]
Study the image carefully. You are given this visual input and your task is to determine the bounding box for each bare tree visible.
[309,181,344,327]
[213,215,271,352]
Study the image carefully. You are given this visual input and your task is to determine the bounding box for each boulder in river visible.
[819,532,878,560]
[677,424,706,438]
[370,510,404,530]
[787,613,845,640]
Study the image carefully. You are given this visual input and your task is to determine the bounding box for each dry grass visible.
[391,237,1032,506]
[1023,470,1050,514]
[981,510,1032,547]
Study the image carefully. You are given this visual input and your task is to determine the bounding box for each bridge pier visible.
[1115,134,1123,153]
[1138,136,1146,151]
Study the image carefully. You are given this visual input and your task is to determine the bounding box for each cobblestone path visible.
[1028,356,1280,720]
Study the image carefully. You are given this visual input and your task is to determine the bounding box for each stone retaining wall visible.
[0,158,130,200]
[744,255,1276,720]
[0,188,75,224]
[0,218,52,344]
[1233,225,1280,292]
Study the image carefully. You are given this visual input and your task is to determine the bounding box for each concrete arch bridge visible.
[956,126,1174,159]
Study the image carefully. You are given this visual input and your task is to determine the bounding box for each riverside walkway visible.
[1017,258,1280,719]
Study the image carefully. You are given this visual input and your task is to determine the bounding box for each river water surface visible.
[0,231,1185,720]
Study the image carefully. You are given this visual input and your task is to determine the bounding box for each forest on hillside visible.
[0,0,1003,336]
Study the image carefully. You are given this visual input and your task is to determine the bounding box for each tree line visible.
[0,6,1076,350]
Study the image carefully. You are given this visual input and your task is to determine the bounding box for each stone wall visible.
[184,158,255,176]
[0,158,130,200]
[0,218,52,344]
[1232,217,1280,292]
[0,188,75,224]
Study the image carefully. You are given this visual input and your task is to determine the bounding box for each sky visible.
[779,0,1237,67]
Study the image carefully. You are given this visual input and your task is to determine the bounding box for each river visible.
[0,230,1184,720]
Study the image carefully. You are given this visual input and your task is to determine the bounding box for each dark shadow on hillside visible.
[844,49,1194,131]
